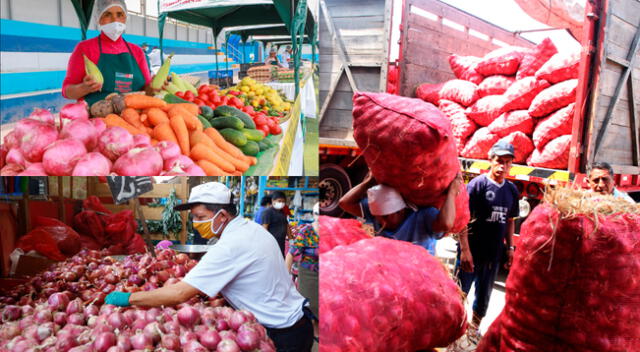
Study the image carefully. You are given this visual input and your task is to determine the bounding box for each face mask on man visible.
[99,21,126,41]
[273,201,285,210]
[192,210,226,239]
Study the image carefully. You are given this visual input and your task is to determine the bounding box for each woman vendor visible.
[62,0,163,105]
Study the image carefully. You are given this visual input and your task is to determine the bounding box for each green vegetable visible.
[214,105,256,129]
[240,141,260,156]
[151,54,173,90]
[200,105,214,119]
[210,116,244,130]
[241,128,265,142]
[197,115,212,129]
[164,94,191,104]
[161,188,182,240]
[219,128,248,147]
[257,139,271,151]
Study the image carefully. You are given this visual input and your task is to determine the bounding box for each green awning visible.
[69,0,95,40]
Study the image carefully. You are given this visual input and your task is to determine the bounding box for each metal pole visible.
[239,176,246,216]
[214,29,219,85]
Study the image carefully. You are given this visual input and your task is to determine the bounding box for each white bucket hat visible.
[367,184,414,216]
[174,182,232,210]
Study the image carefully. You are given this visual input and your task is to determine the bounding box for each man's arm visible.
[339,172,376,218]
[504,218,515,269]
[285,252,294,273]
[433,174,463,233]
[129,281,201,307]
[458,227,474,272]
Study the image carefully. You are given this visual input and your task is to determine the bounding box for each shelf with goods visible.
[255,176,318,226]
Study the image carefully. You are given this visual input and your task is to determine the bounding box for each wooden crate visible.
[87,179,190,244]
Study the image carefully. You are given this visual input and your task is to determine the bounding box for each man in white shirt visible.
[105,182,314,351]
[148,46,162,75]
[280,45,292,69]
[587,161,636,203]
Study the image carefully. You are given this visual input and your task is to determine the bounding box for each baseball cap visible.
[174,182,232,211]
[367,184,410,216]
[490,140,515,158]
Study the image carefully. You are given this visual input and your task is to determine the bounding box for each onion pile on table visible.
[0,249,275,351]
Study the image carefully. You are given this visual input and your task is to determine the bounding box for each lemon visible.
[240,86,250,93]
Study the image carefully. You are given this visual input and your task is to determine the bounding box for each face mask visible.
[273,202,285,210]
[192,210,226,239]
[99,21,126,41]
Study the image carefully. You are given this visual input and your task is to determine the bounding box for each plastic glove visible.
[105,291,131,307]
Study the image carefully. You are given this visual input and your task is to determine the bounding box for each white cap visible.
[367,184,409,216]
[175,182,232,210]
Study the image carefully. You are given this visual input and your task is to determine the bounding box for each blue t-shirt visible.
[361,199,442,255]
[466,174,520,263]
[254,206,266,224]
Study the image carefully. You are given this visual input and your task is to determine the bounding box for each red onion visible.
[177,306,200,328]
[172,265,187,278]
[48,293,69,311]
[35,323,55,342]
[131,318,147,331]
[160,333,180,350]
[165,277,180,286]
[130,330,153,350]
[34,309,53,323]
[107,311,125,330]
[259,339,277,352]
[53,312,67,325]
[93,332,116,352]
[68,346,92,352]
[142,321,162,344]
[60,101,89,122]
[121,310,136,326]
[29,108,55,124]
[67,313,85,325]
[217,339,241,352]
[20,305,34,316]
[84,304,99,317]
[219,330,237,341]
[161,307,176,323]
[229,311,248,330]
[163,320,181,335]
[42,139,87,176]
[142,282,157,291]
[0,322,20,340]
[18,316,34,330]
[60,119,99,151]
[65,298,83,315]
[104,273,119,285]
[145,307,162,323]
[156,270,170,283]
[180,330,199,345]
[175,253,189,265]
[106,347,125,352]
[87,315,98,328]
[185,260,197,271]
[2,305,21,322]
[216,319,230,331]
[55,333,78,351]
[98,127,134,161]
[183,340,208,352]
[236,326,261,351]
[127,275,143,286]
[9,338,32,352]
[116,332,132,351]
[199,329,221,349]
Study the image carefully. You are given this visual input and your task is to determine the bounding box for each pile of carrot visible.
[95,94,256,175]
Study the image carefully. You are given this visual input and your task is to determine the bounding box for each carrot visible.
[190,143,236,173]
[121,108,145,130]
[124,94,167,109]
[247,156,257,166]
[147,108,170,126]
[191,130,250,172]
[197,160,226,176]
[204,128,245,159]
[173,103,199,116]
[150,138,159,146]
[145,127,154,135]
[105,114,144,136]
[170,115,190,156]
[168,105,200,131]
[153,123,178,145]
[231,171,243,176]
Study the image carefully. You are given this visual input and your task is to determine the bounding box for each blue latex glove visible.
[105,291,131,307]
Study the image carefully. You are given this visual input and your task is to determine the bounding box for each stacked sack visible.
[416,38,581,169]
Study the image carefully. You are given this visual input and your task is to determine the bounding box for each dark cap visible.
[490,140,515,158]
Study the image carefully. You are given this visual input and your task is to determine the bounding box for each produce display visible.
[415,38,580,169]
[0,248,276,352]
[225,77,292,117]
[320,235,467,352]
[352,92,470,233]
[476,187,640,352]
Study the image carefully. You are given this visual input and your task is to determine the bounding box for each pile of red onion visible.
[0,249,275,351]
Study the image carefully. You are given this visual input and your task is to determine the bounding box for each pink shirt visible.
[62,33,152,99]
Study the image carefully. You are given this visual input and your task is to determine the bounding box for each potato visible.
[90,99,113,118]
[109,94,126,115]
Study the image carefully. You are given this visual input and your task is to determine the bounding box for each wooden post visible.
[58,177,65,223]
[134,197,154,255]
[180,178,189,244]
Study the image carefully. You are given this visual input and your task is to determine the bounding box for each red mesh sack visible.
[477,75,516,97]
[352,92,459,207]
[461,127,500,159]
[415,82,444,105]
[465,95,507,126]
[438,100,478,151]
[527,134,571,168]
[105,210,137,244]
[499,131,534,164]
[488,110,534,137]
[476,313,502,352]
[528,79,578,118]
[535,49,580,84]
[320,237,467,352]
[516,38,558,79]
[501,77,550,112]
[126,234,148,254]
[448,54,484,84]
[319,216,371,254]
[482,188,640,352]
[475,46,527,76]
[438,79,479,107]
[533,103,575,149]
[73,210,107,246]
[16,229,66,261]
[79,235,101,250]
[32,217,81,257]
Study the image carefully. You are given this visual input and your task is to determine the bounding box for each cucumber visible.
[214,105,256,129]
[240,141,260,156]
[257,139,271,152]
[200,105,214,119]
[219,128,247,147]
[241,128,265,142]
[197,115,212,129]
[210,116,244,130]
[163,93,191,104]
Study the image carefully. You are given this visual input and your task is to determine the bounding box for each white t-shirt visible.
[183,216,305,328]
[280,51,290,68]
[148,49,162,68]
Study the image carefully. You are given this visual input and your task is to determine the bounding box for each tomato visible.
[175,91,185,98]
[199,85,212,94]
[257,125,270,137]
[270,124,282,135]
[231,97,243,108]
[242,105,255,114]
[207,103,216,109]
[220,96,230,106]
[211,96,222,106]
[184,91,194,101]
[208,91,218,101]
[193,98,205,106]
[253,114,267,126]
[199,94,210,103]
[228,90,241,96]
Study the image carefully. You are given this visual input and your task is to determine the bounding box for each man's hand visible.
[448,173,463,195]
[460,250,474,273]
[105,291,131,307]
[145,76,170,96]
[83,75,103,93]
[505,249,514,269]
[363,172,377,186]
